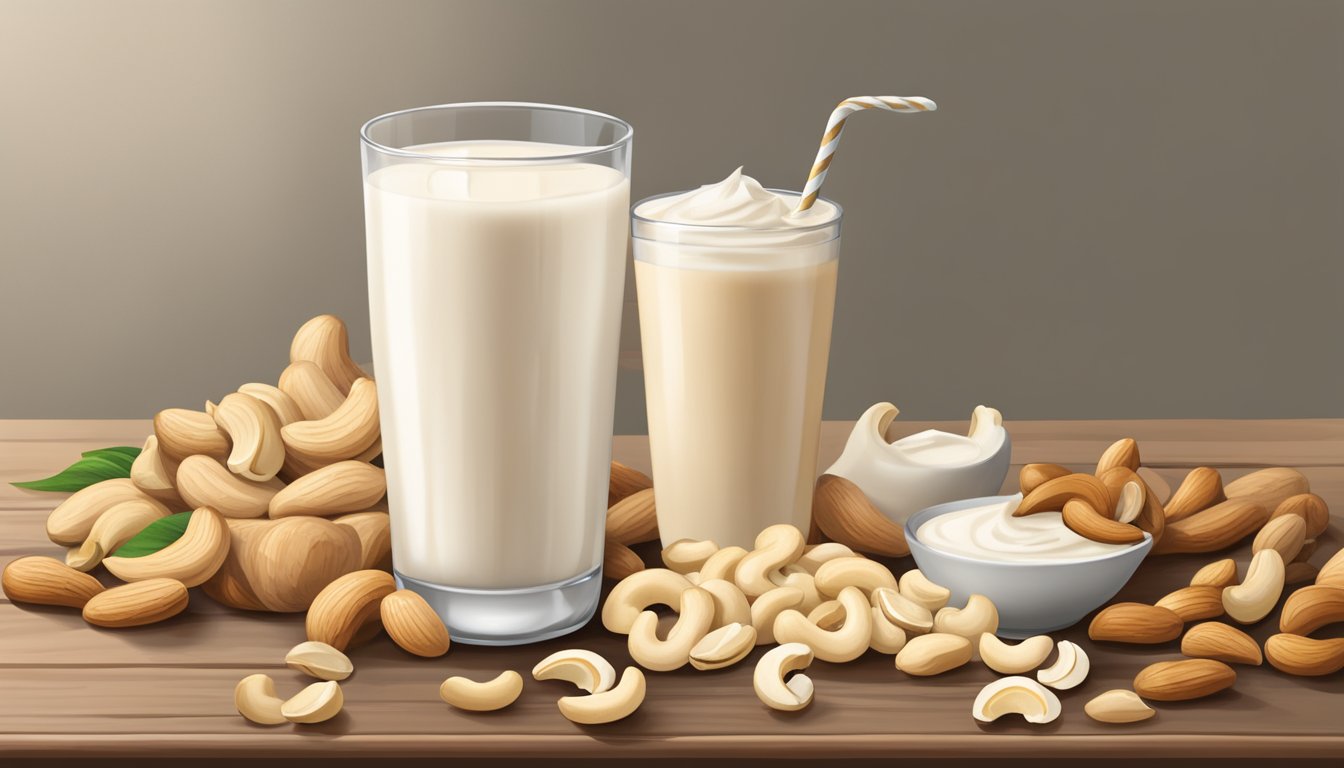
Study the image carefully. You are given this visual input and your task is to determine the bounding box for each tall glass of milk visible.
[361,103,632,644]
[632,170,842,549]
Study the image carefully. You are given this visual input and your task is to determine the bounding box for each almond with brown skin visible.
[604,538,645,581]
[1013,473,1111,518]
[1269,493,1329,539]
[1252,514,1306,563]
[1319,548,1344,588]
[1223,468,1310,516]
[1088,603,1184,644]
[269,460,386,518]
[1061,499,1144,544]
[2,556,104,608]
[609,461,652,507]
[1180,622,1262,665]
[1095,438,1141,475]
[1278,584,1344,636]
[1264,633,1344,676]
[1163,467,1225,522]
[605,488,657,546]
[1285,562,1319,585]
[1155,586,1225,622]
[812,474,908,557]
[1019,463,1071,495]
[82,578,189,628]
[306,569,396,650]
[381,588,451,657]
[1190,558,1238,588]
[1133,659,1235,701]
[1152,498,1268,555]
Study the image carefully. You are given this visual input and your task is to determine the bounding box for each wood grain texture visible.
[0,419,1341,757]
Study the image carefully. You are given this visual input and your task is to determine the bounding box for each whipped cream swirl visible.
[635,168,835,227]
[915,495,1139,563]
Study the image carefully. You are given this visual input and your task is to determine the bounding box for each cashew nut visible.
[979,633,1054,675]
[65,499,169,572]
[689,622,757,670]
[780,571,824,613]
[972,676,1062,724]
[795,542,858,574]
[872,587,933,635]
[531,649,616,694]
[808,600,845,630]
[753,642,815,711]
[735,524,806,597]
[933,594,1000,639]
[814,556,898,598]
[234,673,287,725]
[869,607,908,654]
[1036,640,1090,690]
[102,506,231,588]
[213,392,286,482]
[280,680,344,724]
[1084,689,1155,723]
[772,586,873,663]
[281,378,381,464]
[894,632,973,676]
[661,539,719,574]
[556,666,646,725]
[898,569,951,613]
[696,545,749,582]
[750,586,804,645]
[285,640,354,681]
[601,568,692,634]
[1222,548,1286,624]
[439,670,524,712]
[1114,480,1144,524]
[627,586,715,671]
[698,578,752,628]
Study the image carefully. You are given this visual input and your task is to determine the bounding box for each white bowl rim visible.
[905,493,1153,568]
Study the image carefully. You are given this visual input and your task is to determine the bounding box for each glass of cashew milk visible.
[361,103,632,644]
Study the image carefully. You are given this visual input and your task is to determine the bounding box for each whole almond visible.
[269,460,386,518]
[1180,621,1262,665]
[1319,548,1344,588]
[1285,561,1319,585]
[812,474,909,557]
[1133,658,1236,701]
[1252,514,1307,563]
[1095,438,1141,475]
[1152,499,1268,555]
[1097,467,1166,546]
[605,488,657,545]
[82,578,189,628]
[1190,558,1238,589]
[1019,463,1071,495]
[1278,584,1344,636]
[1163,467,1225,522]
[1269,493,1329,540]
[609,461,653,507]
[1223,468,1310,516]
[306,569,396,650]
[1061,499,1144,544]
[1264,633,1344,676]
[381,589,451,657]
[2,556,104,608]
[1088,603,1184,644]
[604,538,645,581]
[1155,586,1225,622]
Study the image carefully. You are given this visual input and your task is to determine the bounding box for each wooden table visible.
[1,419,1342,759]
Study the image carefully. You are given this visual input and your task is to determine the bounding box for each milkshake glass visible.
[632,170,842,549]
[361,103,632,644]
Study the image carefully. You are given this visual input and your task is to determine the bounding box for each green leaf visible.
[81,446,141,473]
[112,511,193,558]
[10,445,140,492]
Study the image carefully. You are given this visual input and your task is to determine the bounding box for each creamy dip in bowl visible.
[905,494,1152,637]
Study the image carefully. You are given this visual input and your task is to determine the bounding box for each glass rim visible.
[631,188,843,238]
[359,101,634,162]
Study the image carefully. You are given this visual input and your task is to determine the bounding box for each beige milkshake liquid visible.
[364,141,629,589]
[633,169,841,548]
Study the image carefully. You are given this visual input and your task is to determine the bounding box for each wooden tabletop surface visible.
[1,418,1341,758]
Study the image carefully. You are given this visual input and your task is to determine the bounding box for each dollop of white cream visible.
[635,167,834,227]
[916,496,1138,563]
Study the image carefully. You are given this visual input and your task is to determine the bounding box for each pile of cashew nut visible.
[591,523,1096,722]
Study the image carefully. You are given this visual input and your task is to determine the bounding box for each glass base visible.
[393,565,602,646]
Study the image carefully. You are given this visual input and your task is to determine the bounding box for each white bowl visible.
[905,495,1153,638]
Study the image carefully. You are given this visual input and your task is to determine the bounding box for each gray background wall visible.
[1,0,1341,431]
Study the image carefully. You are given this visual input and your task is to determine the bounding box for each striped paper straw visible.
[795,95,937,213]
